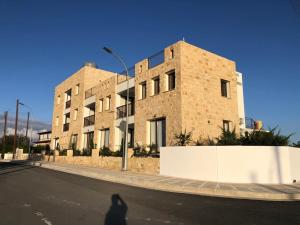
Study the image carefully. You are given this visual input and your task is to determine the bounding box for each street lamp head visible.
[19,102,24,106]
[103,47,113,54]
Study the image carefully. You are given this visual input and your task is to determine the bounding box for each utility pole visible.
[2,111,8,157]
[25,112,30,138]
[25,112,30,154]
[13,99,19,158]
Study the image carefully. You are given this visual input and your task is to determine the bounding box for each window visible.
[71,134,78,148]
[150,118,166,149]
[106,96,111,110]
[73,109,78,120]
[152,76,160,95]
[75,84,80,95]
[223,120,230,132]
[100,129,110,148]
[99,99,104,112]
[57,95,61,104]
[170,49,174,59]
[167,70,175,91]
[55,116,59,126]
[139,65,143,73]
[64,112,70,124]
[83,131,94,150]
[221,79,230,98]
[140,81,147,99]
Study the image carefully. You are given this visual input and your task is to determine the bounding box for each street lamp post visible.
[103,47,129,171]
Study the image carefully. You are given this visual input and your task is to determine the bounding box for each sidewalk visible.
[35,161,300,201]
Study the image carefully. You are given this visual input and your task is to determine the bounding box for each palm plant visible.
[216,128,240,145]
[174,129,193,146]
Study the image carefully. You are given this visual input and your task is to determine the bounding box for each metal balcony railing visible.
[119,66,135,77]
[84,115,95,127]
[63,123,69,132]
[65,100,71,109]
[116,103,134,119]
[245,117,255,129]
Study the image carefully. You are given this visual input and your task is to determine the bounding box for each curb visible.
[36,162,300,201]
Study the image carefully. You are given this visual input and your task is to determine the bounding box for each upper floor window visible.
[223,120,230,132]
[65,89,72,101]
[167,70,175,91]
[99,98,104,112]
[75,84,80,95]
[152,76,160,95]
[106,96,111,110]
[73,108,78,120]
[221,79,230,98]
[57,95,61,104]
[140,81,147,99]
[170,49,174,59]
[55,116,59,126]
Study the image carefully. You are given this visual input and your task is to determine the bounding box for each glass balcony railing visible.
[63,123,69,132]
[116,103,134,119]
[84,115,95,127]
[65,100,71,109]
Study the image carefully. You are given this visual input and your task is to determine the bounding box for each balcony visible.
[65,100,71,109]
[85,87,96,99]
[63,123,69,132]
[116,103,134,119]
[84,115,95,127]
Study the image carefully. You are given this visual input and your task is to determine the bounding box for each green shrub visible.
[217,128,241,145]
[99,147,112,156]
[194,137,216,146]
[293,141,300,147]
[73,149,81,156]
[240,128,292,146]
[111,150,122,157]
[174,129,193,146]
[59,149,67,156]
[82,149,92,156]
[133,143,148,157]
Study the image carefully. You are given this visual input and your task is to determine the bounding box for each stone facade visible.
[51,41,245,151]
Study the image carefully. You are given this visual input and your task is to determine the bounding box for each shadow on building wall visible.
[104,194,128,225]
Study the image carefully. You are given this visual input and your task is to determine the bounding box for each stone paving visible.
[36,161,300,201]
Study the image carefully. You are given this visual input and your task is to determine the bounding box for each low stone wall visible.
[38,149,159,175]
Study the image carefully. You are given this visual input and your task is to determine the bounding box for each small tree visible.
[174,129,193,146]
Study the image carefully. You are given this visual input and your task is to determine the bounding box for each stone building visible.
[50,41,245,151]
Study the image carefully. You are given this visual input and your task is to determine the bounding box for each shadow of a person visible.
[104,194,128,225]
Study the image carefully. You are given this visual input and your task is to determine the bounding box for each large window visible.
[221,79,230,98]
[100,129,110,148]
[71,134,78,148]
[167,70,175,91]
[150,118,166,148]
[75,84,80,95]
[83,131,94,150]
[140,81,147,99]
[152,76,160,95]
[223,120,230,132]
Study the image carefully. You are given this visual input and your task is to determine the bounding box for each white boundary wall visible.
[160,146,300,184]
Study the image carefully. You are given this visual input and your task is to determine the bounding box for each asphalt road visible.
[0,162,300,225]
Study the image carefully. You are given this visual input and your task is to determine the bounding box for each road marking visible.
[41,218,53,225]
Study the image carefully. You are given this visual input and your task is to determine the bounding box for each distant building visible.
[33,130,51,146]
[51,41,246,151]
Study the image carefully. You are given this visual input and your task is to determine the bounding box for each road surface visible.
[0,162,300,225]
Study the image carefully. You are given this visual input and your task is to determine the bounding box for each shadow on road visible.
[103,194,128,225]
[0,161,35,175]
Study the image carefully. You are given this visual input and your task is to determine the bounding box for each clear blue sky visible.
[0,0,299,142]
